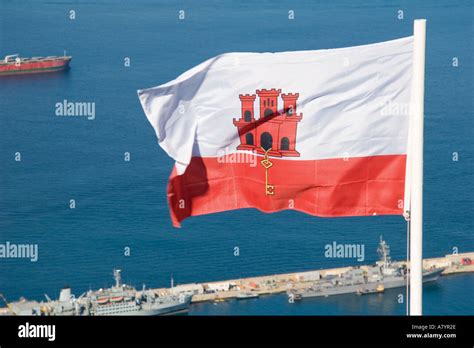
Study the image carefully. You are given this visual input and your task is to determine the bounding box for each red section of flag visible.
[167,154,406,227]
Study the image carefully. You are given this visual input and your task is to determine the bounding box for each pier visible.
[150,252,474,303]
[1,252,472,315]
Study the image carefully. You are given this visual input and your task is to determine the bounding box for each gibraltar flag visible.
[138,37,413,227]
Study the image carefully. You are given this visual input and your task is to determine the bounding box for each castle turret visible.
[281,93,299,116]
[239,94,256,122]
[256,89,281,118]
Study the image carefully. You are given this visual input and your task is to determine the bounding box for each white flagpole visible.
[410,19,426,316]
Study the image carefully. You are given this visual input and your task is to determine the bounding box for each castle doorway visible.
[260,132,273,151]
[264,109,273,117]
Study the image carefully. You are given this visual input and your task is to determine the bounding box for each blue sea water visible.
[0,0,472,315]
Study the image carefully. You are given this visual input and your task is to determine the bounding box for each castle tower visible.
[277,93,302,156]
[233,94,257,151]
[281,93,299,116]
[256,89,281,118]
[239,94,256,122]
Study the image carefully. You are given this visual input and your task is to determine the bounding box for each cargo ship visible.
[0,54,72,76]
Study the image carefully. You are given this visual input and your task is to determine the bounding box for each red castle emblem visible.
[233,88,303,157]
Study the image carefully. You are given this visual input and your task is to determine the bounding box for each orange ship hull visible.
[0,56,72,76]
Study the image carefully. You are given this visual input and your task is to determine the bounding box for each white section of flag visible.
[138,37,413,174]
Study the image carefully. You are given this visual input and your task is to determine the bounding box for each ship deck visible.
[0,56,72,66]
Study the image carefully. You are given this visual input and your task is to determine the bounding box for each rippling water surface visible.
[0,0,472,315]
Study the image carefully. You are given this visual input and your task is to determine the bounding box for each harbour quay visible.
[148,252,474,303]
[1,250,472,315]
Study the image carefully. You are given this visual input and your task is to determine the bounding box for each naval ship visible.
[288,237,444,300]
[5,270,192,316]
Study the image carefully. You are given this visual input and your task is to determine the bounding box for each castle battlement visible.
[281,93,299,99]
[239,94,256,100]
[256,88,281,96]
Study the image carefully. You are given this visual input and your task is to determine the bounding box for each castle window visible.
[264,100,266,107]
[271,100,274,107]
[264,108,273,117]
[244,110,252,122]
[245,133,254,145]
[260,132,273,151]
[280,137,290,151]
[287,105,294,116]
